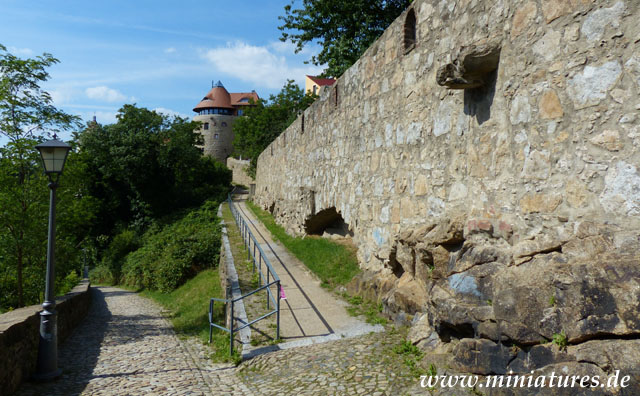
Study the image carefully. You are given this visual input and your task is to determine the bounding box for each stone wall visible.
[0,280,91,396]
[254,0,640,382]
[227,157,254,187]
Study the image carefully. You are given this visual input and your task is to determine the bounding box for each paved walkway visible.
[15,287,250,396]
[15,197,418,395]
[231,195,381,353]
[15,287,420,396]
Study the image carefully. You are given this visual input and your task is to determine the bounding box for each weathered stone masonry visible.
[255,0,640,385]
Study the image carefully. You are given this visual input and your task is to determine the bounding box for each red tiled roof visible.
[193,85,233,111]
[194,84,260,112]
[307,75,336,86]
[230,92,260,106]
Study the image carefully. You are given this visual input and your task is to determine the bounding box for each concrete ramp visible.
[231,196,382,357]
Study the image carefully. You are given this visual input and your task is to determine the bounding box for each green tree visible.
[0,44,81,308]
[0,44,79,142]
[77,105,231,239]
[233,80,316,177]
[278,0,411,77]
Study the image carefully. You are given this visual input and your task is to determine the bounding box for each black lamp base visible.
[31,368,62,382]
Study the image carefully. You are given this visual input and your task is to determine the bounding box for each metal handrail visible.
[209,193,281,357]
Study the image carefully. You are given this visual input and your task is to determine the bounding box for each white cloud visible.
[201,41,322,90]
[8,46,34,56]
[49,88,74,106]
[154,107,190,119]
[85,86,127,103]
[164,47,177,54]
[268,41,319,56]
[269,41,297,54]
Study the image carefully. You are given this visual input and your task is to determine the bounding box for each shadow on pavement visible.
[15,287,112,396]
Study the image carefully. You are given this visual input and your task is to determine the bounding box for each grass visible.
[141,268,239,363]
[246,200,360,289]
[393,340,426,378]
[220,202,277,348]
[552,330,568,351]
[344,294,387,325]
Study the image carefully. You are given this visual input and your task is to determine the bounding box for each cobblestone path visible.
[237,330,420,396]
[15,287,249,396]
[16,287,422,396]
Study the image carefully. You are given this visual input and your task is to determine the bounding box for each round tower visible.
[193,81,236,162]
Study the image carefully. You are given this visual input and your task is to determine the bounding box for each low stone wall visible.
[0,280,91,396]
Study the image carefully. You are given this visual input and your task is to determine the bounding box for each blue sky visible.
[0,0,321,140]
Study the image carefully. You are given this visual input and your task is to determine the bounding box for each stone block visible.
[511,2,537,38]
[538,89,564,119]
[519,193,562,213]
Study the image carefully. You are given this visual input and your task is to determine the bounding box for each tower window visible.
[221,122,227,127]
[214,134,219,139]
[204,122,209,130]
[404,9,417,53]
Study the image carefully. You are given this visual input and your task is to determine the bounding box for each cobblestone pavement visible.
[16,286,422,396]
[15,287,248,396]
[236,330,420,396]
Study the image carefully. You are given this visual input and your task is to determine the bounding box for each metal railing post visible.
[276,281,281,341]
[208,300,213,343]
[267,270,270,309]
[230,299,235,357]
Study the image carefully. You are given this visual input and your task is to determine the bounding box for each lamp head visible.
[35,135,72,175]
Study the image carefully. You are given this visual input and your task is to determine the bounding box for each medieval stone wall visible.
[256,0,639,271]
[254,0,640,381]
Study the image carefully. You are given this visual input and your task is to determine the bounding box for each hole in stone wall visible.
[301,113,305,134]
[388,249,405,278]
[463,67,498,125]
[438,321,475,342]
[304,207,353,237]
[268,202,275,215]
[334,84,339,107]
[404,9,416,53]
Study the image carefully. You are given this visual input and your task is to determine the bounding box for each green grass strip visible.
[142,268,238,363]
[246,200,360,289]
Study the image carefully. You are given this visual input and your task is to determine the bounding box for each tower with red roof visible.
[193,81,259,162]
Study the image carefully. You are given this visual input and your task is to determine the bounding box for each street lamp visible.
[33,134,72,381]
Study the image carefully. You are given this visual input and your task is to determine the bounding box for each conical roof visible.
[193,82,234,111]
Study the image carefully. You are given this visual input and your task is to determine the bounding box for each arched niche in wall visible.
[404,8,417,54]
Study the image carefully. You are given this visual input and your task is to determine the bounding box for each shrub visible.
[89,264,114,285]
[101,229,141,283]
[121,200,222,292]
[57,271,80,295]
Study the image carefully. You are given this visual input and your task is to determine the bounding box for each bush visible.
[121,200,222,292]
[57,271,80,295]
[101,229,141,283]
[89,264,114,285]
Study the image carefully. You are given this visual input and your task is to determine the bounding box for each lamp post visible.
[33,135,71,381]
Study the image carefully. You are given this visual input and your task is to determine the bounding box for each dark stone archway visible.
[304,207,352,237]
